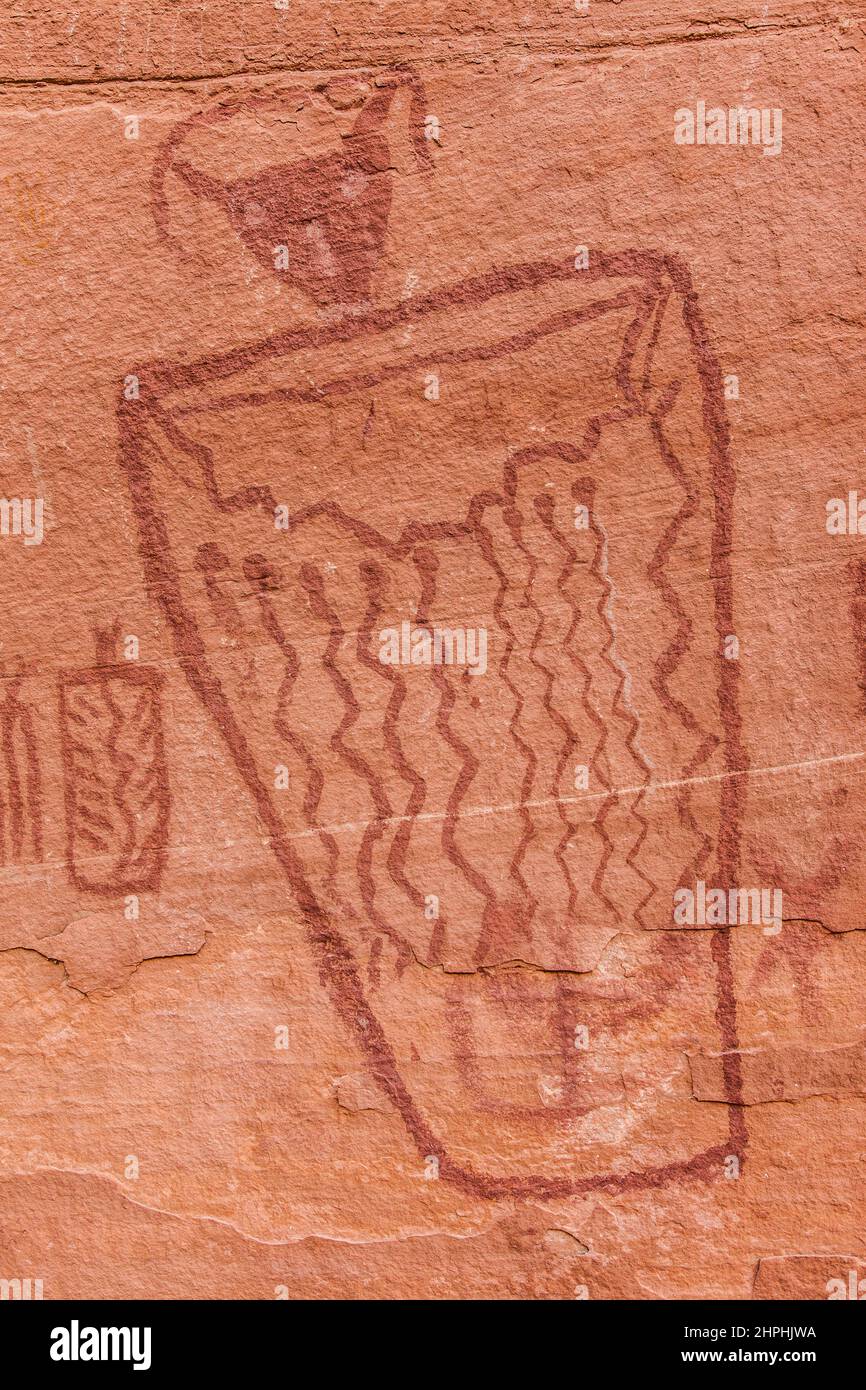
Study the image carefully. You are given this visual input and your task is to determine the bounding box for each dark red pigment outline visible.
[150,68,433,305]
[58,625,170,895]
[118,250,747,1199]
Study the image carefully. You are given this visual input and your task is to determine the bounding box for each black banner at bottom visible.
[1,1297,858,1375]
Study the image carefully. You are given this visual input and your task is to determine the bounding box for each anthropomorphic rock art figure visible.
[0,667,44,868]
[151,69,433,306]
[58,625,170,896]
[119,75,748,1198]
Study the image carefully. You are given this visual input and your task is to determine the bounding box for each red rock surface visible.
[0,1,864,1300]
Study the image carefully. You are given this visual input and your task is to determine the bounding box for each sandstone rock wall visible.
[0,1,863,1299]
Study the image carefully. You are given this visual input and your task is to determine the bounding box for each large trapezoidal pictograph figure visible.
[122,78,747,1199]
